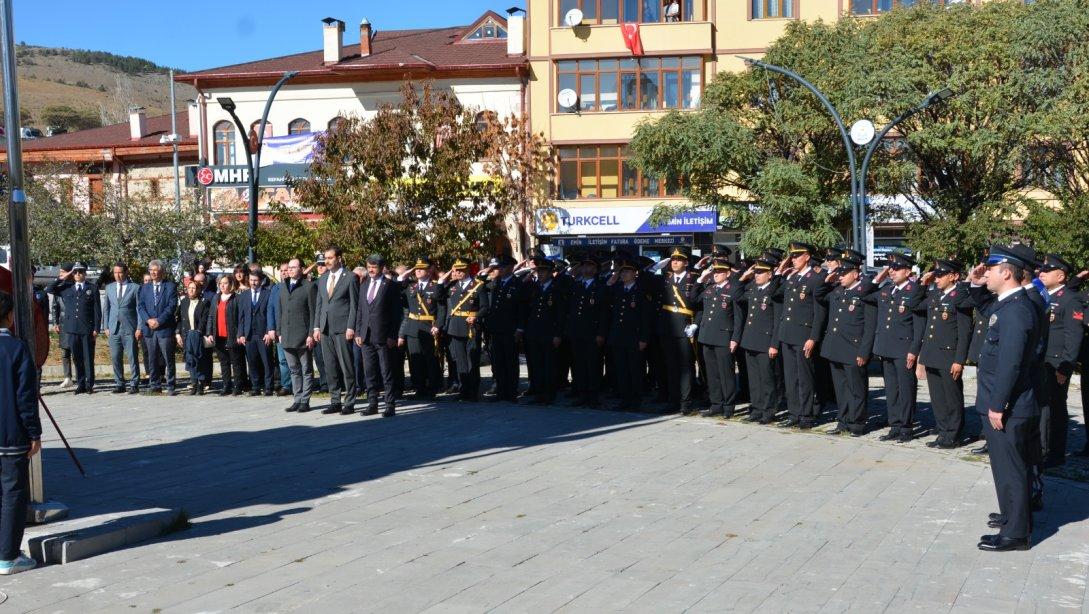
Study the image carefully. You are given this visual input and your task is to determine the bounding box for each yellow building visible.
[522,0,971,259]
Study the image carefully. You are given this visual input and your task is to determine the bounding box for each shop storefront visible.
[534,205,718,260]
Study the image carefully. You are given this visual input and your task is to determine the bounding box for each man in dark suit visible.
[605,258,653,411]
[976,245,1042,552]
[819,250,877,436]
[441,258,488,402]
[693,257,745,417]
[775,242,831,429]
[483,255,522,402]
[356,254,403,416]
[313,246,359,415]
[916,259,973,448]
[738,256,783,424]
[276,258,317,413]
[518,257,568,405]
[399,257,446,401]
[46,262,101,394]
[238,271,274,396]
[137,259,179,395]
[103,262,141,394]
[565,253,608,408]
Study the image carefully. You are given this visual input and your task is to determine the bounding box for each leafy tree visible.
[254,202,320,268]
[39,104,102,131]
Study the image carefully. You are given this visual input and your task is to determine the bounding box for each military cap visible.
[710,244,733,259]
[788,241,817,257]
[60,262,75,272]
[986,245,1032,270]
[70,261,87,272]
[616,258,639,272]
[709,257,732,272]
[933,258,964,276]
[823,246,844,262]
[1039,253,1072,274]
[669,246,691,261]
[531,256,555,271]
[1007,243,1040,269]
[315,253,326,265]
[764,247,786,261]
[451,257,470,271]
[886,252,916,270]
[753,256,778,272]
[494,254,517,267]
[835,250,864,273]
[637,255,654,269]
[528,247,547,260]
[578,252,601,266]
[412,257,433,270]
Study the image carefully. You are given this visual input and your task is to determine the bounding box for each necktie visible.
[118,283,122,300]
[253,291,259,306]
[368,279,378,303]
[327,272,336,297]
[76,284,82,293]
[154,283,161,300]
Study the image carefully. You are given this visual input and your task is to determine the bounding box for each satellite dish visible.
[557,88,578,109]
[564,8,584,27]
[850,119,876,146]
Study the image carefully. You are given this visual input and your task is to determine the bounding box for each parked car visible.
[45,126,68,137]
[20,127,43,140]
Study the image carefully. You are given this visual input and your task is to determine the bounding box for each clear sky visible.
[12,0,510,71]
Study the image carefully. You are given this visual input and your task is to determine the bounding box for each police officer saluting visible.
[818,250,876,436]
[518,257,567,405]
[400,257,446,400]
[605,258,653,411]
[565,252,608,408]
[1037,254,1084,467]
[976,245,1043,552]
[869,253,926,442]
[775,242,829,429]
[692,257,744,417]
[443,258,489,401]
[46,262,101,394]
[916,259,972,449]
[737,255,783,424]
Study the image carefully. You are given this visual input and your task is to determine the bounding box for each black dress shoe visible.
[897,433,913,443]
[879,431,900,441]
[484,395,504,403]
[128,387,140,395]
[73,387,86,395]
[382,405,396,417]
[699,408,721,417]
[987,519,1005,528]
[232,390,243,396]
[297,404,312,413]
[85,387,95,394]
[926,439,942,448]
[778,418,799,428]
[276,389,290,397]
[971,444,989,455]
[829,426,848,435]
[742,414,759,423]
[989,513,1006,522]
[340,405,356,415]
[361,405,379,416]
[978,536,1029,552]
[249,390,263,397]
[111,387,126,394]
[798,421,815,430]
[979,533,999,544]
[189,387,199,396]
[264,390,275,397]
[757,416,773,425]
[321,404,342,415]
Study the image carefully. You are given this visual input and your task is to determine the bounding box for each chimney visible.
[506,8,525,56]
[360,18,373,57]
[322,17,345,65]
[186,99,200,138]
[128,107,147,140]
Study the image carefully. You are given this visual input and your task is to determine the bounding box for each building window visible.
[751,0,795,19]
[850,0,949,15]
[466,18,508,40]
[213,120,235,165]
[557,144,681,200]
[288,118,311,135]
[558,0,705,24]
[474,110,497,132]
[557,57,701,113]
[328,116,348,132]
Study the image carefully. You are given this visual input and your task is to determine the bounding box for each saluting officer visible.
[565,252,608,408]
[483,255,523,402]
[775,242,830,429]
[606,258,653,411]
[443,258,489,401]
[658,246,702,413]
[45,262,101,394]
[869,253,926,443]
[916,259,973,449]
[518,257,567,405]
[692,257,745,417]
[976,245,1042,552]
[1036,254,1085,467]
[399,257,446,400]
[819,250,877,436]
[737,255,783,424]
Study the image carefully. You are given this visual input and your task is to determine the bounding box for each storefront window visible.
[560,0,705,24]
[558,56,702,112]
[558,144,679,200]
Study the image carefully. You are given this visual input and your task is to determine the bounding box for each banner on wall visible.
[534,206,717,236]
[259,132,323,166]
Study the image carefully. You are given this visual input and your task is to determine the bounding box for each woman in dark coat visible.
[177,279,212,394]
[206,275,247,395]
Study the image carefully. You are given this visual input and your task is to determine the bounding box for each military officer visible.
[916,259,973,448]
[443,258,489,401]
[45,262,101,394]
[737,256,783,424]
[658,246,702,413]
[565,252,609,408]
[483,255,523,402]
[976,245,1042,552]
[399,257,446,400]
[868,253,926,443]
[1036,254,1084,467]
[692,257,745,417]
[517,257,567,405]
[605,258,653,411]
[819,250,877,436]
[775,242,830,429]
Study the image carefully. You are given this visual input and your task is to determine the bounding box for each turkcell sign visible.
[184,164,312,188]
[535,206,717,236]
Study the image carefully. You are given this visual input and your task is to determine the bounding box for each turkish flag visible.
[621,23,644,56]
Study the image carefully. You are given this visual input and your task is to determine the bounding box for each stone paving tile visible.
[0,371,1087,612]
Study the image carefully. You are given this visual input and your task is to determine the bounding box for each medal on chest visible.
[799,289,807,300]
[941,310,949,321]
[898,301,906,314]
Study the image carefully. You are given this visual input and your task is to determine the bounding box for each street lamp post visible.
[217,70,298,263]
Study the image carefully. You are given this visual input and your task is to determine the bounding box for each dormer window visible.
[466,18,507,40]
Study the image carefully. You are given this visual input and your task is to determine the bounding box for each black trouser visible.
[406,332,441,397]
[321,332,357,407]
[815,356,835,405]
[1040,363,1069,467]
[215,337,246,391]
[490,332,519,401]
[702,344,736,416]
[926,366,964,444]
[745,349,778,421]
[524,336,557,402]
[662,336,696,409]
[68,332,95,390]
[555,336,572,391]
[183,330,212,387]
[313,341,328,392]
[610,344,642,409]
[830,359,868,433]
[782,342,817,423]
[0,455,29,561]
[448,335,481,400]
[879,355,917,434]
[444,338,459,387]
[361,340,396,407]
[352,342,366,394]
[734,346,749,404]
[982,416,1039,540]
[245,337,275,392]
[646,336,667,400]
[569,335,603,404]
[145,333,177,391]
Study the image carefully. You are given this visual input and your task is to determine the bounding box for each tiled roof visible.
[1,111,195,153]
[177,12,523,85]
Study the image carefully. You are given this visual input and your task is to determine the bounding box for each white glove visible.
[684,324,698,338]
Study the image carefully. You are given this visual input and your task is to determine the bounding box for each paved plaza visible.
[1,372,1088,612]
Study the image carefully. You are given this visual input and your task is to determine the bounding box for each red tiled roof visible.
[176,12,523,86]
[1,111,196,154]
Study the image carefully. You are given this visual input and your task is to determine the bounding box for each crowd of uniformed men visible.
[44,240,1086,550]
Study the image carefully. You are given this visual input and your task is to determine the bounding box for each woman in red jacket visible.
[206,275,246,395]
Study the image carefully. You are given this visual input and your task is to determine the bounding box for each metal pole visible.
[223,109,254,260]
[249,71,298,263]
[859,107,916,264]
[739,57,860,250]
[169,70,180,211]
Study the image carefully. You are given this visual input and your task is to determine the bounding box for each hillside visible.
[0,44,196,130]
